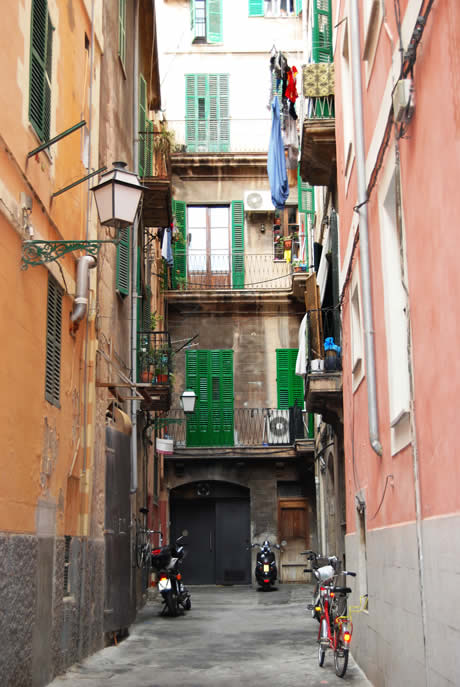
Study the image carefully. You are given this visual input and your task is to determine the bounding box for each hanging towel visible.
[295,313,308,376]
[161,226,173,266]
[267,96,289,209]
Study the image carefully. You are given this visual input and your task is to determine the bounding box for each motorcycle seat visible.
[333,586,352,594]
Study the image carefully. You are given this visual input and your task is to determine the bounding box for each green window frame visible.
[118,0,126,68]
[45,274,62,408]
[191,0,223,43]
[185,349,234,447]
[276,348,304,409]
[138,74,147,177]
[312,0,333,63]
[116,226,130,296]
[29,0,53,142]
[185,73,229,153]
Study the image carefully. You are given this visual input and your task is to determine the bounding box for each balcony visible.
[165,253,306,292]
[139,131,172,228]
[299,64,336,187]
[136,330,172,411]
[161,408,314,457]
[305,307,343,425]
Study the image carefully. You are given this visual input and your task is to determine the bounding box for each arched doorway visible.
[170,481,251,585]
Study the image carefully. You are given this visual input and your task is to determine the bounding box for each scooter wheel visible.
[184,597,191,610]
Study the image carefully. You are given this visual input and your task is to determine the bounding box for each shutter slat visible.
[45,275,62,407]
[116,227,130,296]
[207,0,223,43]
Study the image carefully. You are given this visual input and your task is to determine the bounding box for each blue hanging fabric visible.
[267,96,289,209]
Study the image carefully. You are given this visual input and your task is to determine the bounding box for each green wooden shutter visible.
[218,74,229,151]
[172,199,187,289]
[185,74,207,152]
[312,0,333,63]
[248,0,264,16]
[296,0,302,15]
[186,350,234,447]
[118,0,126,67]
[190,0,196,34]
[45,274,62,407]
[145,119,154,177]
[116,226,130,296]
[207,0,222,43]
[231,201,244,289]
[29,0,53,142]
[276,349,304,409]
[139,74,147,176]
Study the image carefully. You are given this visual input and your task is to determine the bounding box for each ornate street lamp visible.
[91,161,146,229]
[180,389,197,414]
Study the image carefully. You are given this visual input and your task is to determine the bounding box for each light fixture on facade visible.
[180,389,197,414]
[91,161,146,229]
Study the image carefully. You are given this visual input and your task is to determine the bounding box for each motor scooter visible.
[151,532,191,616]
[250,540,284,590]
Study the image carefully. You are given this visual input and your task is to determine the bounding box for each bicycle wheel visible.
[135,529,146,568]
[334,644,349,678]
[318,644,326,667]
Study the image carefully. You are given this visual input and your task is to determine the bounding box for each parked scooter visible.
[250,540,285,591]
[151,532,191,616]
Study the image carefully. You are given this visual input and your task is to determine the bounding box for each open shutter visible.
[138,74,147,176]
[207,0,223,43]
[185,74,197,151]
[296,0,302,15]
[277,349,304,409]
[220,350,234,445]
[312,0,333,63]
[45,275,62,408]
[116,227,130,296]
[218,74,229,151]
[190,0,196,35]
[29,0,52,142]
[185,350,199,445]
[231,201,244,289]
[248,0,264,16]
[172,200,187,289]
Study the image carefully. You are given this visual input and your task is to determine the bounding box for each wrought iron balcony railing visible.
[137,331,172,384]
[162,407,313,449]
[167,118,278,154]
[166,252,306,291]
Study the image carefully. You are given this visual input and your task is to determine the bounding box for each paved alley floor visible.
[49,585,373,687]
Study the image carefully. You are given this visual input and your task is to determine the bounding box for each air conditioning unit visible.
[265,409,290,445]
[244,190,274,213]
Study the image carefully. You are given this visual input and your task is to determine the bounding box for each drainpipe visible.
[349,0,382,456]
[130,0,140,493]
[70,255,97,324]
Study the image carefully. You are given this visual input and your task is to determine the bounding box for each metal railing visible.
[166,118,276,154]
[162,407,313,448]
[137,331,172,384]
[166,253,304,291]
[306,307,342,373]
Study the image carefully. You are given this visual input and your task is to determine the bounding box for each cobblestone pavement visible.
[49,585,373,687]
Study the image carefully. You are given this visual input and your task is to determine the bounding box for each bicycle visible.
[304,555,356,678]
[135,507,162,569]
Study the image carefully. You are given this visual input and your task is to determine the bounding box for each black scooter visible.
[151,533,191,616]
[250,540,283,591]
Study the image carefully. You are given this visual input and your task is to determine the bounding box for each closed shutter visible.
[139,74,147,177]
[298,167,315,253]
[231,201,244,289]
[145,119,154,177]
[248,0,264,16]
[276,349,304,409]
[207,0,223,43]
[217,74,229,152]
[186,350,234,447]
[29,0,53,142]
[116,227,130,296]
[118,0,126,67]
[312,0,333,63]
[172,200,186,289]
[185,74,229,152]
[45,275,62,407]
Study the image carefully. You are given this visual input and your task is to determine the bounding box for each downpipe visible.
[70,255,97,325]
[349,0,382,456]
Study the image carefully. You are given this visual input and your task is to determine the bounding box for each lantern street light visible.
[91,161,146,229]
[180,389,197,414]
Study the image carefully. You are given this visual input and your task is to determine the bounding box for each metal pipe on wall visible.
[349,0,382,457]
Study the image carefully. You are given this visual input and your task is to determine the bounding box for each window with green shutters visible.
[190,0,223,43]
[312,0,333,63]
[45,274,62,408]
[118,0,126,68]
[185,74,229,153]
[231,201,244,288]
[249,0,299,16]
[139,74,148,177]
[116,227,130,296]
[298,167,314,265]
[172,199,187,289]
[276,349,304,409]
[186,349,234,447]
[29,0,53,142]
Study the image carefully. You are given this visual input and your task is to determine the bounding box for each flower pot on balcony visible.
[141,370,154,383]
[156,374,168,383]
[284,239,292,249]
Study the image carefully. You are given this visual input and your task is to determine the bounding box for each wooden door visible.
[278,498,309,583]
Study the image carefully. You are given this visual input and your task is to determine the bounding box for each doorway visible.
[170,481,251,585]
[278,498,310,582]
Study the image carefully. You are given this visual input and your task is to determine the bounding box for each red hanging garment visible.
[285,66,298,103]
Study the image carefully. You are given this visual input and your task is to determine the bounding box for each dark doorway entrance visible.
[170,481,251,585]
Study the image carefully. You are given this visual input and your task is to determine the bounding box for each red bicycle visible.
[307,561,356,678]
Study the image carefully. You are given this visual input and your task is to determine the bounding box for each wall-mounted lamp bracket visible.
[21,238,120,269]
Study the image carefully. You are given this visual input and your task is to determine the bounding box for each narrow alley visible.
[48,586,371,687]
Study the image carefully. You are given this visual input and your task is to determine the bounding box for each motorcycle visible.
[151,532,191,616]
[301,550,344,622]
[250,540,284,591]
